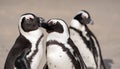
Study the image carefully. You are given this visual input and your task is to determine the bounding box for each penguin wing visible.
[4,35,31,69]
[15,48,31,69]
[67,38,87,69]
[43,63,49,69]
[88,30,106,69]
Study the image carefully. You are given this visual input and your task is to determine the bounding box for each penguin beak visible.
[40,22,50,30]
[39,17,45,27]
[41,21,54,33]
[89,19,94,25]
[86,18,94,25]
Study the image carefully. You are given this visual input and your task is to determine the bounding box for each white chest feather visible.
[30,37,44,69]
[47,45,75,69]
[21,29,44,69]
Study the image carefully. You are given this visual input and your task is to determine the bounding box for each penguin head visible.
[74,10,94,25]
[19,13,44,32]
[41,18,70,35]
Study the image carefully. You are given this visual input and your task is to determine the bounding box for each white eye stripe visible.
[48,20,58,24]
[77,11,89,18]
[82,12,88,18]
[19,14,35,26]
[21,15,34,20]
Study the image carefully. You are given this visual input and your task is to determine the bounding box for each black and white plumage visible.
[42,19,86,69]
[4,13,44,69]
[70,10,106,69]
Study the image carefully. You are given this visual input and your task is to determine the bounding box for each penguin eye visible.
[29,18,34,21]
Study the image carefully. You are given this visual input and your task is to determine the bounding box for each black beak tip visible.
[39,17,45,23]
[38,17,50,30]
[40,22,49,29]
[89,19,94,25]
[38,17,45,27]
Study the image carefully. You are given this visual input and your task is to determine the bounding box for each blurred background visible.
[0,0,120,69]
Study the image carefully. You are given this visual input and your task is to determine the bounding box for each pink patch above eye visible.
[25,15,34,20]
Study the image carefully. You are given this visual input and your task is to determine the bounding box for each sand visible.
[0,0,120,69]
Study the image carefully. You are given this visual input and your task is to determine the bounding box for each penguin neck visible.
[47,32,69,44]
[70,19,86,32]
[20,28,43,44]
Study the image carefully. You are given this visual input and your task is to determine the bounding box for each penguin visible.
[41,18,87,69]
[69,10,106,69]
[4,13,45,69]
